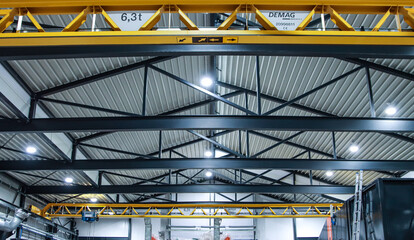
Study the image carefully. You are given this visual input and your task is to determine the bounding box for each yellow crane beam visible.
[2,0,414,8]
[0,31,413,47]
[0,2,413,58]
[36,203,343,219]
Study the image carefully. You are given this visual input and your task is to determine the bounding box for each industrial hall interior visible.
[0,0,414,240]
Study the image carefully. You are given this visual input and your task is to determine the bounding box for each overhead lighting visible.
[385,106,397,116]
[204,150,213,158]
[64,177,73,183]
[214,149,228,158]
[108,212,114,215]
[25,146,37,154]
[349,145,359,153]
[205,171,213,177]
[326,171,334,177]
[200,77,213,87]
[90,198,98,203]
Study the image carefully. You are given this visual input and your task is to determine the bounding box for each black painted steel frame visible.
[1,39,414,202]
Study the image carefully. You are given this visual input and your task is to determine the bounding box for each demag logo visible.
[268,12,296,19]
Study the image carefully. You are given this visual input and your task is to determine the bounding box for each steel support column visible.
[214,218,221,240]
[365,67,376,117]
[144,218,152,240]
[256,56,262,115]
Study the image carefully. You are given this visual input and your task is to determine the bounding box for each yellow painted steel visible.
[139,6,163,31]
[0,2,412,48]
[0,30,413,47]
[62,6,91,32]
[296,6,316,31]
[25,9,45,32]
[0,8,17,33]
[254,7,277,30]
[326,5,355,31]
[217,5,241,30]
[400,7,414,29]
[100,7,121,31]
[372,7,392,31]
[177,6,199,30]
[2,1,414,8]
[38,203,343,219]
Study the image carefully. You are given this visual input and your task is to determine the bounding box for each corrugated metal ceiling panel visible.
[0,10,413,203]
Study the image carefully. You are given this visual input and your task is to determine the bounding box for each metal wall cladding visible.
[359,179,414,240]
[319,179,414,240]
[379,179,414,240]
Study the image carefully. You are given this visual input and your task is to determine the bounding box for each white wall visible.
[74,193,255,240]
[73,192,327,240]
[76,218,129,238]
[296,218,327,238]
[76,217,163,240]
[257,218,293,240]
[256,218,327,240]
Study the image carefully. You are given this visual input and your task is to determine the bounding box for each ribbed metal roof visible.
[0,133,64,160]
[0,11,413,203]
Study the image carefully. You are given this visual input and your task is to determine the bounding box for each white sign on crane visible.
[261,11,310,30]
[108,11,156,31]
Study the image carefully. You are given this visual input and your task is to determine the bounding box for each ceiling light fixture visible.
[349,145,359,153]
[205,171,213,177]
[204,150,213,158]
[384,106,397,116]
[25,146,37,154]
[200,77,213,87]
[90,198,98,203]
[326,171,334,177]
[64,177,73,183]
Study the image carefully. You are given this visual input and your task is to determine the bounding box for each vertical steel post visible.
[245,92,250,157]
[14,192,26,240]
[256,56,262,115]
[169,150,172,185]
[142,66,149,116]
[365,67,376,117]
[128,218,132,240]
[175,173,178,200]
[209,15,218,158]
[159,131,162,159]
[293,173,296,202]
[234,169,238,201]
[98,171,103,187]
[214,218,222,240]
[332,132,337,159]
[293,173,297,240]
[239,170,242,184]
[308,151,313,185]
[70,143,77,163]
[144,218,152,240]
[238,130,242,157]
[28,97,38,121]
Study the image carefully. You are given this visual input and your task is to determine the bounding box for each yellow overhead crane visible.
[0,0,413,48]
[34,203,343,219]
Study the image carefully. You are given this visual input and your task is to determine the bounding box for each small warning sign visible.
[177,36,238,44]
[192,37,223,43]
[176,37,191,43]
[223,37,238,43]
